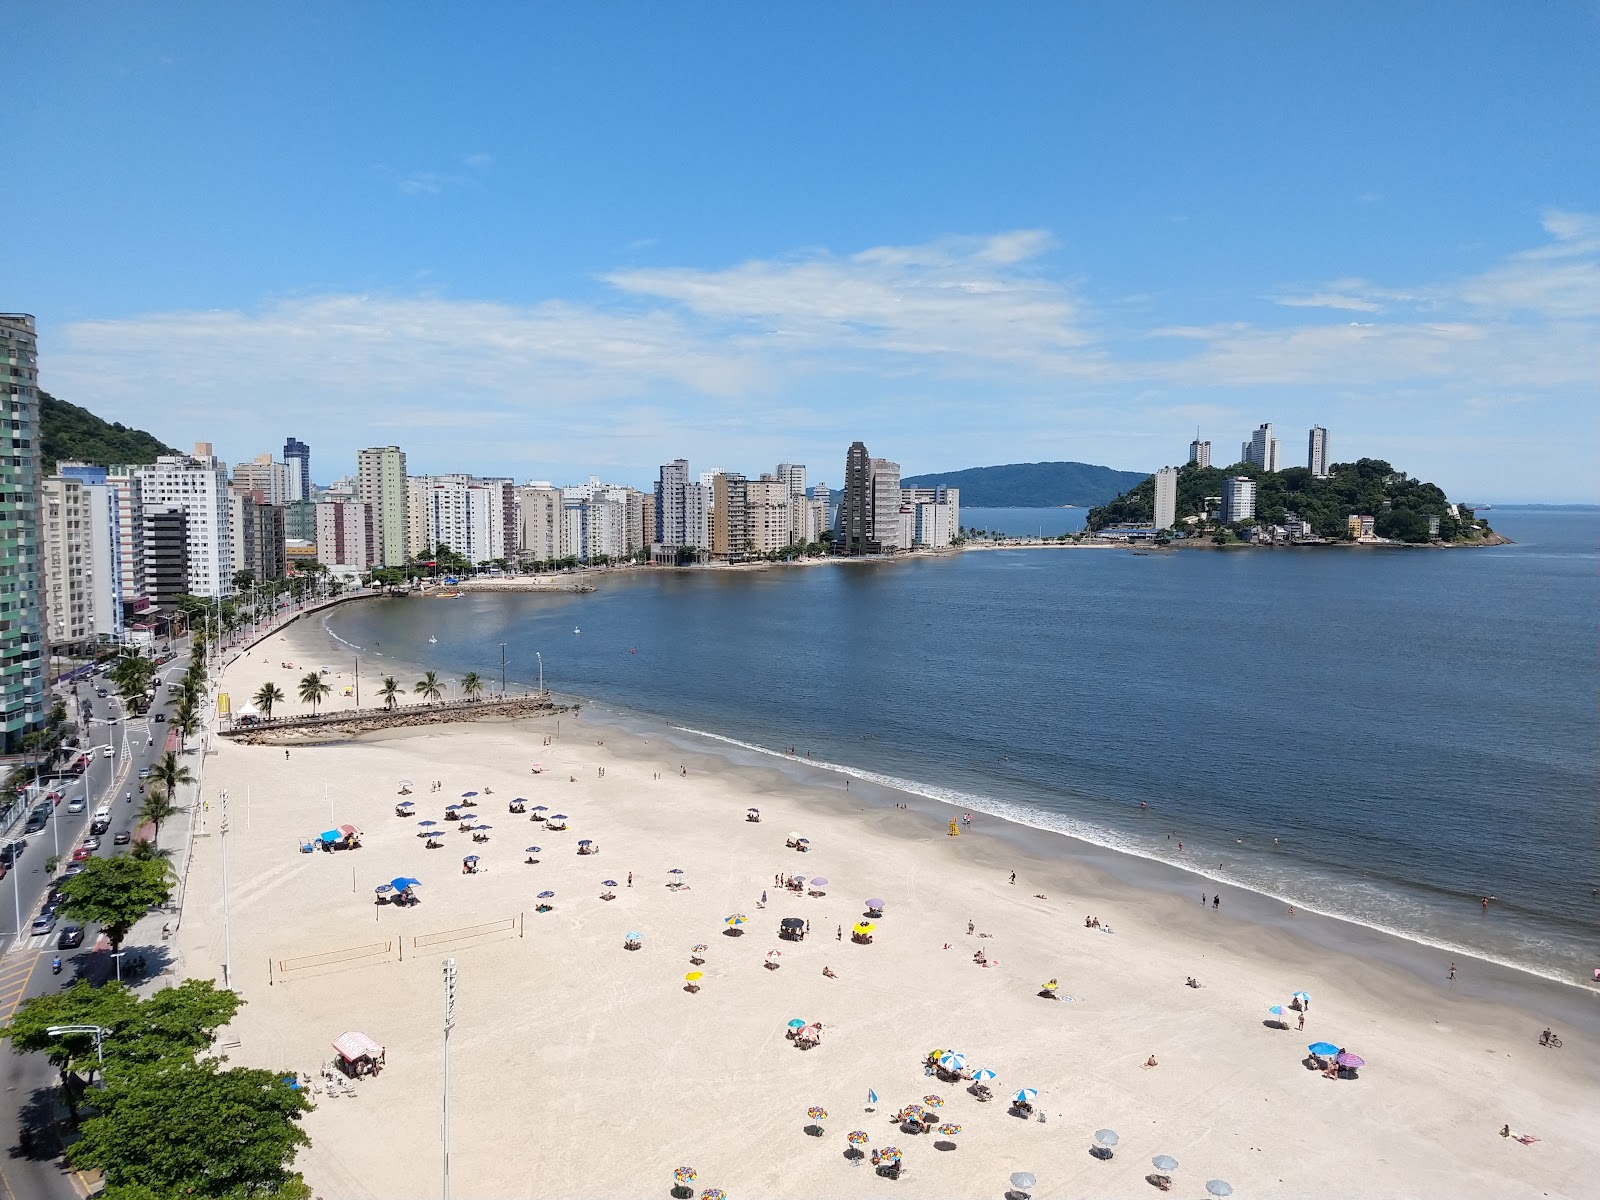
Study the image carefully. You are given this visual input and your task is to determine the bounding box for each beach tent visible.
[332,1030,384,1077]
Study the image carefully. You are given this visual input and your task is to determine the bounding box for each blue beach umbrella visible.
[602,880,618,887]
[939,1052,967,1072]
[461,791,478,798]
[537,890,555,898]
[551,813,568,820]
[972,1068,997,1083]
[1012,1088,1037,1104]
[391,877,421,891]
[625,931,642,940]
[787,1019,807,1030]
[374,884,393,895]
[1267,1005,1285,1016]
[319,830,340,843]
[1292,991,1311,1004]
[464,855,480,864]
[1308,1042,1339,1056]
[1152,1155,1179,1172]
[526,846,542,854]
[418,820,438,828]
[1094,1128,1120,1147]
[532,805,548,812]
[867,1089,878,1106]
[396,800,414,809]
[475,824,493,831]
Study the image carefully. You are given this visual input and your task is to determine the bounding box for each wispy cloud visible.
[380,153,493,196]
[44,216,1598,495]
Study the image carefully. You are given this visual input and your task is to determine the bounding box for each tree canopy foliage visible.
[40,392,174,474]
[59,856,175,951]
[1087,458,1479,542]
[2,979,241,1077]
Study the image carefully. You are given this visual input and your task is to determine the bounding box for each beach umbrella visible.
[1308,1041,1339,1056]
[396,800,414,808]
[418,820,438,828]
[551,813,568,820]
[692,944,708,953]
[461,791,478,798]
[937,1123,962,1136]
[810,876,828,887]
[537,890,555,898]
[766,949,781,960]
[475,824,493,831]
[464,855,480,864]
[526,846,542,854]
[880,1147,902,1164]
[865,898,885,910]
[780,917,804,929]
[902,1104,925,1116]
[673,1166,696,1185]
[391,877,421,891]
[972,1067,996,1082]
[374,884,393,895]
[685,971,703,982]
[1267,1005,1285,1017]
[867,1088,878,1106]
[847,1130,869,1146]
[724,913,747,926]
[1094,1129,1120,1147]
[1206,1182,1234,1198]
[578,838,593,845]
[532,805,548,812]
[796,838,809,845]
[1152,1154,1179,1172]
[1009,1172,1036,1191]
[700,1190,726,1200]
[939,1051,966,1071]
[1336,1052,1365,1068]
[1012,1088,1037,1104]
[669,867,685,875]
[625,931,642,941]
[1040,980,1059,991]
[398,779,413,787]
[807,1106,828,1121]
[787,1018,806,1030]
[513,797,527,805]
[1292,990,1311,1004]
[923,1094,944,1108]
[602,879,619,888]
[786,830,801,841]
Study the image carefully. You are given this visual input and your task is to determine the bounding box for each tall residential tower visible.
[1307,426,1330,478]
[357,446,409,567]
[0,315,46,752]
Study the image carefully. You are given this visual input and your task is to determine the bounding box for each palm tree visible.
[377,677,401,711]
[151,750,194,802]
[135,787,181,847]
[460,672,484,702]
[253,681,285,719]
[298,671,331,713]
[414,671,444,703]
[172,709,201,750]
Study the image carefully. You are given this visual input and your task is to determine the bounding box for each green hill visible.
[1087,458,1480,542]
[40,392,175,473]
[900,461,1150,507]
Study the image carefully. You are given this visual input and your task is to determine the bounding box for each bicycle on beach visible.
[1538,1030,1562,1048]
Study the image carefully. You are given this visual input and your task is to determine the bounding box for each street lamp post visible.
[535,651,543,696]
[442,958,457,1200]
[45,1024,107,1074]
[220,788,231,989]
[499,643,506,696]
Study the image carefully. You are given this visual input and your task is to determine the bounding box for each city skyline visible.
[6,5,1597,501]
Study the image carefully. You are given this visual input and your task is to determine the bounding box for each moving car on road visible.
[30,914,56,937]
[56,924,83,949]
[112,830,131,846]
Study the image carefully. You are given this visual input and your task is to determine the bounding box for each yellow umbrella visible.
[685,971,703,982]
[1041,979,1059,991]
[853,922,876,935]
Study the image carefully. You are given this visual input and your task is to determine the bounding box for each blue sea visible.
[313,508,1599,988]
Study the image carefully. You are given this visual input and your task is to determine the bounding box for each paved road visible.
[0,653,193,1199]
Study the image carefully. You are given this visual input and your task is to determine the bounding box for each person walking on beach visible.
[1448,962,1457,982]
[1201,893,1206,906]
[1009,871,1016,885]
[1297,1010,1305,1031]
[627,871,633,888]
[1212,894,1220,910]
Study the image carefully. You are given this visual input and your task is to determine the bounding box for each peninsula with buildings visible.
[1088,423,1501,546]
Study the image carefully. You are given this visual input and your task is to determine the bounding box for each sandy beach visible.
[169,624,1596,1199]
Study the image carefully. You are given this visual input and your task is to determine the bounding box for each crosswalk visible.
[0,948,41,1022]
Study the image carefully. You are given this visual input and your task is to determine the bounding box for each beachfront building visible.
[653,459,709,561]
[404,476,432,561]
[315,498,376,571]
[40,475,93,648]
[283,436,311,502]
[1221,475,1257,524]
[1348,514,1377,540]
[1153,467,1179,531]
[1308,425,1330,478]
[228,489,287,583]
[901,486,960,545]
[416,474,511,566]
[0,315,45,750]
[1242,423,1280,473]
[745,477,793,555]
[141,505,188,609]
[871,458,903,551]
[809,483,832,538]
[59,462,139,623]
[839,442,874,554]
[1188,437,1212,468]
[517,484,565,562]
[709,472,747,559]
[232,453,292,506]
[775,463,807,498]
[357,445,409,567]
[137,445,234,598]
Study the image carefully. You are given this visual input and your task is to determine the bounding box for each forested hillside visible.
[40,392,174,473]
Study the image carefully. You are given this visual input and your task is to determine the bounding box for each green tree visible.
[253,681,285,719]
[58,857,174,953]
[68,1060,312,1199]
[297,672,330,713]
[134,788,180,848]
[377,676,401,710]
[460,671,483,701]
[414,671,443,703]
[150,751,194,804]
[1376,507,1432,543]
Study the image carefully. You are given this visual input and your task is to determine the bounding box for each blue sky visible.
[6,3,1596,500]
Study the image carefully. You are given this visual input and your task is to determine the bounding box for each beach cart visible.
[332,1030,385,1079]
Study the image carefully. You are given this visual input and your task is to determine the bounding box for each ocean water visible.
[317,508,1599,986]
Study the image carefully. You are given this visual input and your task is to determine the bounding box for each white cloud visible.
[43,217,1598,497]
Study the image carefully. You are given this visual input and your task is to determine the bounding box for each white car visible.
[101,746,114,758]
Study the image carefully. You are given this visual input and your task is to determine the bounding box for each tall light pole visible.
[442,958,457,1200]
[353,655,360,708]
[220,788,231,989]
[499,643,506,696]
[535,651,543,696]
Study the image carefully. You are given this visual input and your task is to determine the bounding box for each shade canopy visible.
[972,1068,997,1082]
[601,879,618,887]
[1094,1129,1120,1147]
[1012,1088,1037,1103]
[1336,1052,1365,1068]
[625,931,642,940]
[1152,1154,1179,1172]
[1292,990,1311,1002]
[1010,1172,1037,1190]
[810,877,829,886]
[526,847,542,854]
[461,791,478,798]
[780,917,805,928]
[865,898,885,909]
[390,877,420,891]
[578,839,593,845]
[1308,1041,1339,1056]
[396,800,415,808]
[787,1018,806,1029]
[332,1031,382,1062]
[853,922,876,935]
[537,890,555,898]
[1206,1182,1234,1198]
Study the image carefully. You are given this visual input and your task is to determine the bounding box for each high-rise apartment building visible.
[315,499,376,570]
[0,315,46,751]
[840,442,874,555]
[709,472,747,559]
[357,446,409,567]
[232,453,291,506]
[136,444,233,598]
[283,437,311,502]
[1221,476,1257,524]
[229,492,286,582]
[1242,423,1280,473]
[655,459,690,549]
[41,477,92,647]
[745,477,793,555]
[900,486,960,542]
[1188,438,1212,468]
[870,458,902,551]
[775,463,807,497]
[60,462,137,623]
[141,506,189,609]
[1307,426,1330,478]
[517,484,565,562]
[415,474,511,565]
[1153,467,1179,530]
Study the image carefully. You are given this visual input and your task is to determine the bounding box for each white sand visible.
[173,628,1596,1199]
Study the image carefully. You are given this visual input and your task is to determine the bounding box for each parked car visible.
[113,830,131,846]
[0,841,21,867]
[56,924,83,949]
[62,863,85,878]
[30,914,56,937]
[66,797,86,813]
[70,846,93,864]
[81,836,100,851]
[39,898,61,918]
[90,820,111,836]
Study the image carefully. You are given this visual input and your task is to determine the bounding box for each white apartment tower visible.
[41,476,92,646]
[136,445,234,598]
[1188,438,1212,468]
[870,458,903,551]
[417,474,510,565]
[1242,424,1280,473]
[232,453,291,505]
[1308,426,1330,478]
[517,484,565,562]
[356,446,409,567]
[315,499,376,570]
[1221,475,1257,524]
[775,463,807,497]
[1153,467,1179,530]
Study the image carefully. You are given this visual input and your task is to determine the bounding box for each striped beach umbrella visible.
[971,1067,997,1083]
[938,1051,965,1072]
[1012,1088,1037,1104]
[724,913,747,926]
